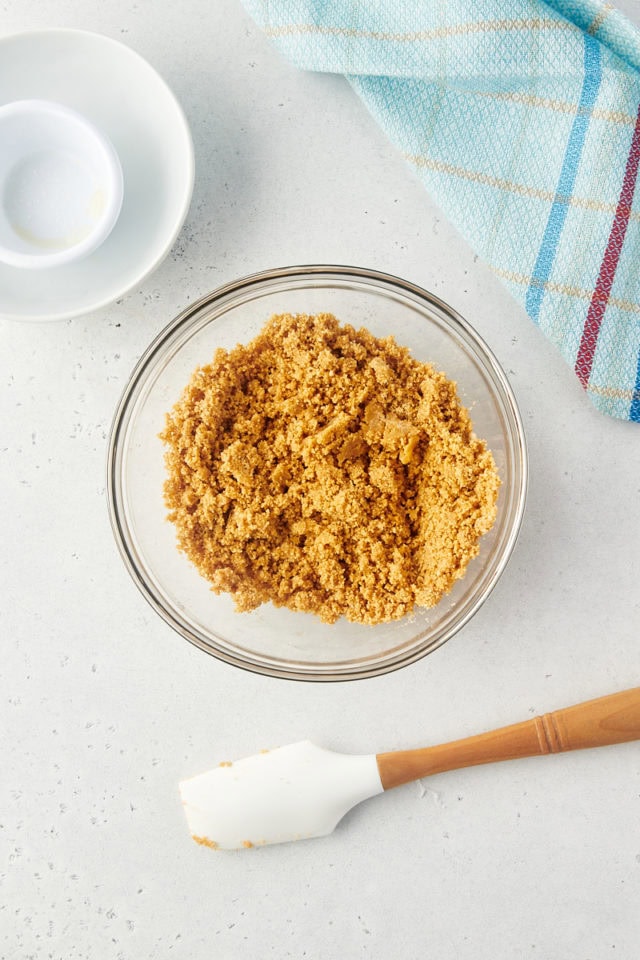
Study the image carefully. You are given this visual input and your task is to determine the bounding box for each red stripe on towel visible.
[575,102,640,388]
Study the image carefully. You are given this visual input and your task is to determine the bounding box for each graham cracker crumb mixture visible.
[160,312,499,625]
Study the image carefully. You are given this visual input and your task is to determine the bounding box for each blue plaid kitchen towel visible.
[242,0,640,421]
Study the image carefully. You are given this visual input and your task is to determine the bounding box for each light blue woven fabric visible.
[243,0,640,421]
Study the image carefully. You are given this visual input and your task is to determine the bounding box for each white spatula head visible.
[180,740,383,850]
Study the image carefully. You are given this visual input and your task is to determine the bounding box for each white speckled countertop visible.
[2,2,640,958]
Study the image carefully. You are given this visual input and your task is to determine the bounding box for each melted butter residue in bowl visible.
[4,150,104,253]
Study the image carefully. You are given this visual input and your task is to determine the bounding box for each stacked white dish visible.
[0,29,194,321]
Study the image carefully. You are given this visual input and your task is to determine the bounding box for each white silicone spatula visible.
[180,686,640,850]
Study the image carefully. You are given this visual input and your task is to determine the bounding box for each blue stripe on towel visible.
[629,345,640,421]
[526,34,602,322]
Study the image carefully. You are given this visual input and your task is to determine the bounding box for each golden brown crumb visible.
[218,761,233,767]
[160,312,499,625]
[242,840,254,849]
[192,834,218,850]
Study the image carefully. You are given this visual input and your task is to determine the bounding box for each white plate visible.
[0,29,194,321]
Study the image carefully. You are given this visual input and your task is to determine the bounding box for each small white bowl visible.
[0,98,123,269]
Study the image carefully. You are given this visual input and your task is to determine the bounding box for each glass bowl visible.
[107,265,527,681]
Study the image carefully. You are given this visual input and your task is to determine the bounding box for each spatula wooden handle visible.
[376,686,640,791]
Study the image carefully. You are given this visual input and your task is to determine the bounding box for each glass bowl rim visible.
[107,263,528,681]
